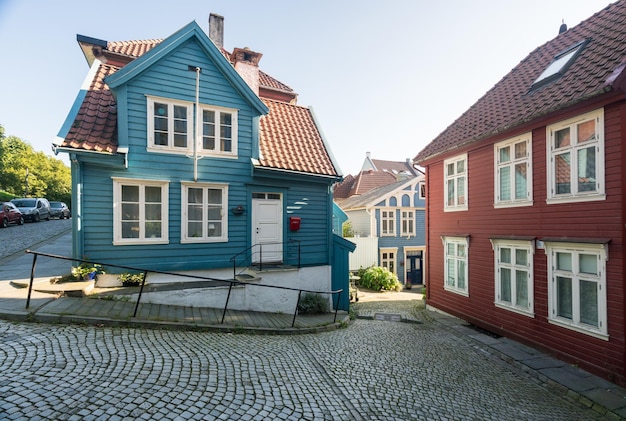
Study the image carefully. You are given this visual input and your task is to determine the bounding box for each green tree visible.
[0,125,71,202]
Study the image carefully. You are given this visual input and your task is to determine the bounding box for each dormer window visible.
[531,40,588,90]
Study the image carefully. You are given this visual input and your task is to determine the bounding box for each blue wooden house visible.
[52,15,346,312]
[336,175,426,286]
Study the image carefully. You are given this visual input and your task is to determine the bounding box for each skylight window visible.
[531,40,588,90]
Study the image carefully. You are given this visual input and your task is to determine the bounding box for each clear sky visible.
[0,0,614,176]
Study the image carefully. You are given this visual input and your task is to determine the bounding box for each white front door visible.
[251,193,283,263]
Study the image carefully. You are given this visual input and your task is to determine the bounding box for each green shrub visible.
[118,272,145,287]
[359,266,400,291]
[297,293,330,314]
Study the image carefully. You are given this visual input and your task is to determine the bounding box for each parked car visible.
[10,198,51,222]
[0,202,25,227]
[49,201,71,219]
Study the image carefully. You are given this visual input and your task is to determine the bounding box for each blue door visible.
[406,250,423,286]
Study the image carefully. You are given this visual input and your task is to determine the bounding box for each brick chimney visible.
[231,47,262,95]
[209,13,224,49]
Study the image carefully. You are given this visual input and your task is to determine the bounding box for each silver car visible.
[10,198,51,222]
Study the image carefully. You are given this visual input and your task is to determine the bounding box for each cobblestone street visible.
[0,314,604,420]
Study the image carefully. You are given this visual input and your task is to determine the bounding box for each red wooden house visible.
[415,0,626,385]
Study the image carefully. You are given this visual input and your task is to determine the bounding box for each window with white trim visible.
[491,239,534,315]
[444,154,467,211]
[380,248,397,276]
[147,97,192,152]
[147,97,238,157]
[381,209,395,236]
[443,236,468,296]
[200,105,237,156]
[181,182,228,243]
[547,109,604,204]
[113,178,169,245]
[494,134,532,207]
[401,210,415,236]
[546,242,608,339]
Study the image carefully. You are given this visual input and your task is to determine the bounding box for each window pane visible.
[188,205,202,221]
[579,254,597,275]
[122,203,139,221]
[154,117,168,131]
[577,120,596,144]
[501,268,511,303]
[516,270,528,308]
[458,261,466,289]
[174,134,187,148]
[154,132,168,146]
[500,247,511,264]
[556,276,573,319]
[188,221,203,237]
[173,105,187,119]
[457,244,466,258]
[145,222,161,238]
[447,259,456,287]
[145,203,161,221]
[188,188,203,204]
[220,112,232,126]
[207,207,221,220]
[145,187,161,203]
[203,110,215,123]
[514,141,527,159]
[447,163,455,176]
[207,222,221,237]
[515,249,527,266]
[456,160,465,174]
[155,103,168,117]
[122,185,139,202]
[556,252,572,271]
[580,279,598,327]
[457,176,465,205]
[447,180,455,206]
[447,243,455,256]
[499,167,511,201]
[577,146,596,192]
[122,222,139,238]
[555,153,571,194]
[555,127,570,148]
[499,146,510,163]
[514,163,527,199]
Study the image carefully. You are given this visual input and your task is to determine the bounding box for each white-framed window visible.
[444,154,467,211]
[418,182,426,200]
[546,109,605,204]
[200,105,237,157]
[443,236,469,296]
[491,239,534,316]
[380,248,397,276]
[494,134,532,207]
[545,241,608,339]
[147,96,238,158]
[112,178,169,245]
[381,209,395,236]
[401,210,415,236]
[147,97,193,153]
[181,182,228,243]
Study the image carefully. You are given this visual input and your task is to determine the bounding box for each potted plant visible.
[72,263,104,280]
[118,272,145,287]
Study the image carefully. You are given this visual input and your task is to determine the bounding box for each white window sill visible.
[548,318,608,341]
[546,194,606,205]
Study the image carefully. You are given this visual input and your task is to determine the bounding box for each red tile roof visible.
[63,64,119,153]
[333,170,399,200]
[60,30,337,176]
[415,0,626,163]
[258,99,337,176]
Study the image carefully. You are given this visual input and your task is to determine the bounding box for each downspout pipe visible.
[194,66,201,181]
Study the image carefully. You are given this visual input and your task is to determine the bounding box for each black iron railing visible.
[24,249,340,328]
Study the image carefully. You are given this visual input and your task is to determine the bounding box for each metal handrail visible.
[24,249,341,327]
[229,240,301,280]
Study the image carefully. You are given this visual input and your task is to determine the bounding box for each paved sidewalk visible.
[1,230,626,419]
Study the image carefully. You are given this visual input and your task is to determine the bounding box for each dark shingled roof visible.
[415,0,626,163]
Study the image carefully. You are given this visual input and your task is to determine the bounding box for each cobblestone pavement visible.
[0,313,606,420]
[0,218,71,259]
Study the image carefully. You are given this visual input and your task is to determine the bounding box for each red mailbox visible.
[289,216,301,231]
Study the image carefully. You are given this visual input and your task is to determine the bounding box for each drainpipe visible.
[194,66,200,181]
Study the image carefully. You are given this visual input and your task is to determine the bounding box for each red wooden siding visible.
[423,101,626,385]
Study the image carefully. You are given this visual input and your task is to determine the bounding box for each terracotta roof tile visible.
[333,170,399,199]
[258,99,338,176]
[415,0,626,163]
[61,64,118,153]
[107,39,163,58]
[259,70,294,93]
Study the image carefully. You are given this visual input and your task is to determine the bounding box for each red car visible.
[1,202,25,228]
